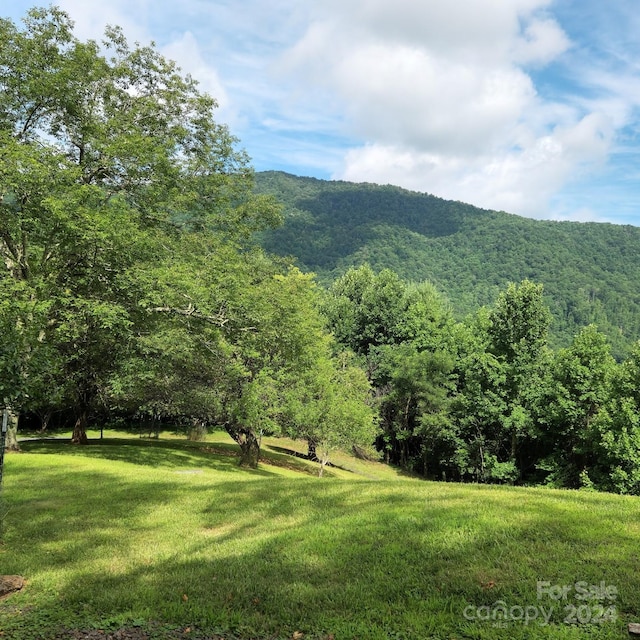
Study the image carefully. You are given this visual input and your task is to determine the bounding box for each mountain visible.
[255,170,640,357]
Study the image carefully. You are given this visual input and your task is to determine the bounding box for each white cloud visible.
[58,0,149,43]
[278,0,613,218]
[513,17,571,65]
[339,108,613,218]
[330,45,536,156]
[9,0,639,222]
[314,0,548,63]
[161,32,229,111]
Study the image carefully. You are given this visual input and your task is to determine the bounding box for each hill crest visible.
[255,170,640,357]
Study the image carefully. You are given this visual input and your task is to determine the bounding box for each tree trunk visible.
[71,411,89,444]
[39,411,52,434]
[318,444,332,477]
[5,408,20,453]
[239,435,260,468]
[307,437,319,462]
[225,423,260,468]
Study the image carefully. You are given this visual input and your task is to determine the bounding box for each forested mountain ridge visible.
[255,170,640,357]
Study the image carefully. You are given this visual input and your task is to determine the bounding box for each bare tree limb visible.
[149,304,229,326]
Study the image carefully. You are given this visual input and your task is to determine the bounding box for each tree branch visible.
[149,304,229,326]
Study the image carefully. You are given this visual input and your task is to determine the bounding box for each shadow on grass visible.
[264,444,416,480]
[27,481,639,638]
[17,437,284,477]
[21,437,341,478]
[3,442,640,639]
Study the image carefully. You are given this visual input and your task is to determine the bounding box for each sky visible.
[4,1,640,225]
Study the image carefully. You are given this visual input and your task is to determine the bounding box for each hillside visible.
[255,171,640,356]
[1,432,638,639]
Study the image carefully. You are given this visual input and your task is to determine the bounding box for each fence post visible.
[0,406,8,487]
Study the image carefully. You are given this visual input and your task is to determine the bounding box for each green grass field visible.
[1,430,639,639]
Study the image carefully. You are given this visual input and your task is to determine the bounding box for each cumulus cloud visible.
[58,0,149,43]
[339,111,614,218]
[513,17,571,65]
[278,0,613,218]
[161,32,229,110]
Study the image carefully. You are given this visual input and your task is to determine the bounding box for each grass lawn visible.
[1,431,639,639]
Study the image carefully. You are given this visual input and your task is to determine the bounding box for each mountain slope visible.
[255,170,640,356]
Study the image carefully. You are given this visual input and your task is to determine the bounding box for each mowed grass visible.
[1,432,639,639]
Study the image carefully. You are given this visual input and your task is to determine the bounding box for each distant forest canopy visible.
[255,170,640,359]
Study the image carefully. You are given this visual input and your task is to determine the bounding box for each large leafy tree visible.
[536,325,615,488]
[446,282,552,484]
[218,265,334,467]
[585,340,640,493]
[377,343,455,475]
[323,265,457,471]
[118,232,346,468]
[0,7,278,443]
[284,354,377,476]
[486,280,552,478]
[322,265,407,357]
[448,313,510,482]
[323,265,455,370]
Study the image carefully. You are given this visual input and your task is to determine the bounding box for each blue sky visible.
[5,1,640,225]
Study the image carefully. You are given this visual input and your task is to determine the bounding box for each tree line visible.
[324,265,640,493]
[2,8,640,493]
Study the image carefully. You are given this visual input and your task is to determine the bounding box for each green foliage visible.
[488,280,550,362]
[323,264,455,358]
[216,267,342,466]
[284,354,378,475]
[256,172,640,492]
[6,9,640,496]
[378,343,455,476]
[448,322,510,482]
[536,325,616,488]
[0,7,294,452]
[323,265,457,475]
[586,342,640,493]
[256,171,640,358]
[325,269,635,491]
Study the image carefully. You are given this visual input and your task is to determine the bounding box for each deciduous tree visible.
[0,7,278,442]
